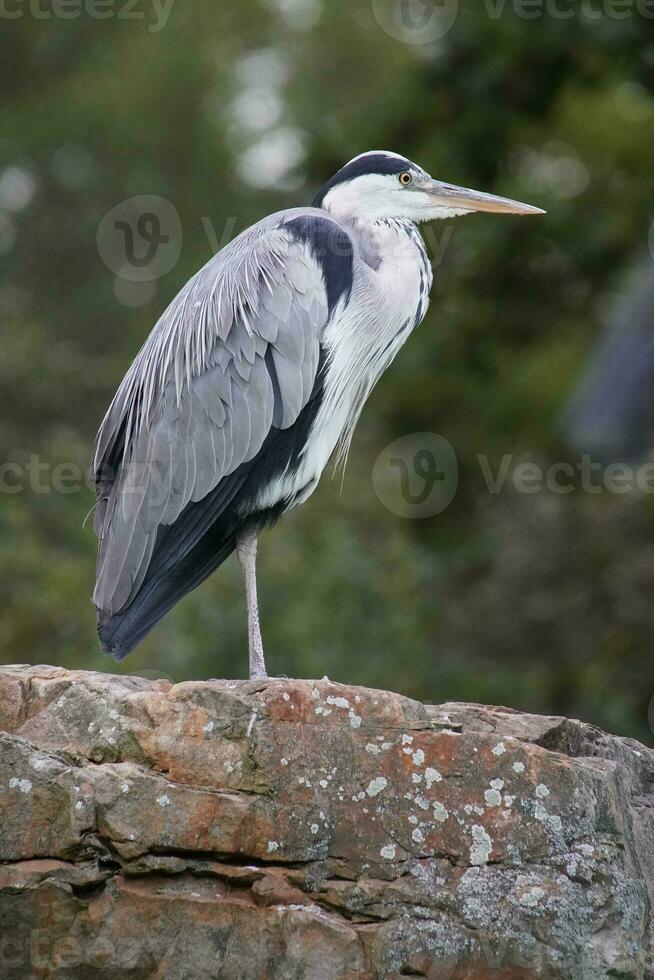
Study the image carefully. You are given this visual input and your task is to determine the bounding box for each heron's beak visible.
[416,176,545,216]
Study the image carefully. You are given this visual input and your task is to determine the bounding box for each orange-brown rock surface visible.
[1,665,653,979]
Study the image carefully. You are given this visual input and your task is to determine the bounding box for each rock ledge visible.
[1,665,653,978]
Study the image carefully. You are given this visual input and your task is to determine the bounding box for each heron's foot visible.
[246,672,295,683]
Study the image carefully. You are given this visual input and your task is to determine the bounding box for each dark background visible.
[2,0,654,742]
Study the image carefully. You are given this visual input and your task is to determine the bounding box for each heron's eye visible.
[399,172,413,186]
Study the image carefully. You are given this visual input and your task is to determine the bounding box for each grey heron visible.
[93,151,543,678]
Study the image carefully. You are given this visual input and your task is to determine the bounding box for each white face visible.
[322,171,470,224]
[319,153,544,225]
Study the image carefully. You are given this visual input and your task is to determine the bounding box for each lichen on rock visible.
[0,665,652,978]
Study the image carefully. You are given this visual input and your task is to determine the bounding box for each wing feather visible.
[93,209,344,615]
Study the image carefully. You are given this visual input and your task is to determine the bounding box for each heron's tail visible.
[97,529,237,660]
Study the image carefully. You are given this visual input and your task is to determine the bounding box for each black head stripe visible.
[313,153,418,208]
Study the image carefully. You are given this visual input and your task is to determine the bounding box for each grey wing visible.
[93,211,337,615]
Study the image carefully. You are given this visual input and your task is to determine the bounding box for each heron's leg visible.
[236,529,267,680]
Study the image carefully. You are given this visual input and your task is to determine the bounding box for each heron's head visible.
[314,151,544,224]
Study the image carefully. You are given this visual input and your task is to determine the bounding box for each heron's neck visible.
[324,209,420,272]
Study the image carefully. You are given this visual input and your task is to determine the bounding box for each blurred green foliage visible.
[1,0,653,742]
